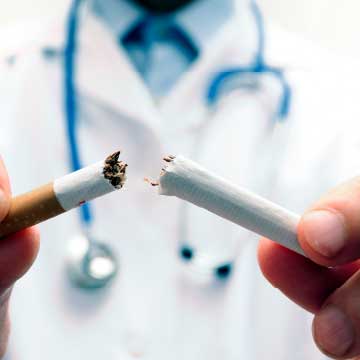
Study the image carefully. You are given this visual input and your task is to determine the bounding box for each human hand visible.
[258,177,360,359]
[0,156,39,357]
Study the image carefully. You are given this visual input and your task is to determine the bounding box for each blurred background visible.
[1,0,360,58]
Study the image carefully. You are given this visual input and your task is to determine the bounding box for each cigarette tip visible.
[158,154,176,177]
[103,151,127,189]
[106,151,121,164]
[144,155,176,189]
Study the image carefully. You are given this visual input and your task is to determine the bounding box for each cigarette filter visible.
[0,151,127,239]
[158,155,303,255]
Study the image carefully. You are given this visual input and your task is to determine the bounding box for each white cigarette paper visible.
[0,151,127,239]
[159,155,303,255]
[52,150,127,211]
[54,162,119,211]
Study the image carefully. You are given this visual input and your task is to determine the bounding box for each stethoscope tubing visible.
[63,0,291,229]
[64,0,93,226]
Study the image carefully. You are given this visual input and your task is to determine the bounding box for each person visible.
[1,0,360,359]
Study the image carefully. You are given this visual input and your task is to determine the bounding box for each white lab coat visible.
[1,3,360,359]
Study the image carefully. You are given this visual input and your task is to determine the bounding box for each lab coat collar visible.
[75,12,163,131]
[75,1,261,133]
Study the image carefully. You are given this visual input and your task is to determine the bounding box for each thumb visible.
[298,177,360,267]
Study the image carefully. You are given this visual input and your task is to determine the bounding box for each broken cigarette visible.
[0,151,127,239]
[156,155,304,255]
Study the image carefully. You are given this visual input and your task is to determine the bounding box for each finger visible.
[0,157,10,222]
[257,238,359,313]
[0,227,40,290]
[298,177,360,267]
[312,269,360,359]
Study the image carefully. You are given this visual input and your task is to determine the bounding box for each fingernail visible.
[302,210,346,258]
[314,305,354,357]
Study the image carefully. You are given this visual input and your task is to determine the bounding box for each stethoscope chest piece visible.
[67,233,118,289]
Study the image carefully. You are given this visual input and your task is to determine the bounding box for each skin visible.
[132,0,195,13]
[0,157,39,357]
[258,177,360,359]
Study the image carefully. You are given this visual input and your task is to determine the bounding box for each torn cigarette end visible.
[156,155,303,255]
[0,151,127,239]
[143,155,176,187]
[103,151,127,189]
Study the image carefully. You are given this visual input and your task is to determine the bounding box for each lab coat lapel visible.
[160,6,260,133]
[76,13,162,132]
[159,21,232,131]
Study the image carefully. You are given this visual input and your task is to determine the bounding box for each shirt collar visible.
[92,0,234,52]
[91,0,145,39]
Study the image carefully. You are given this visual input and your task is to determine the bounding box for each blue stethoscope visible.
[63,0,291,288]
[206,1,291,119]
[64,0,119,289]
